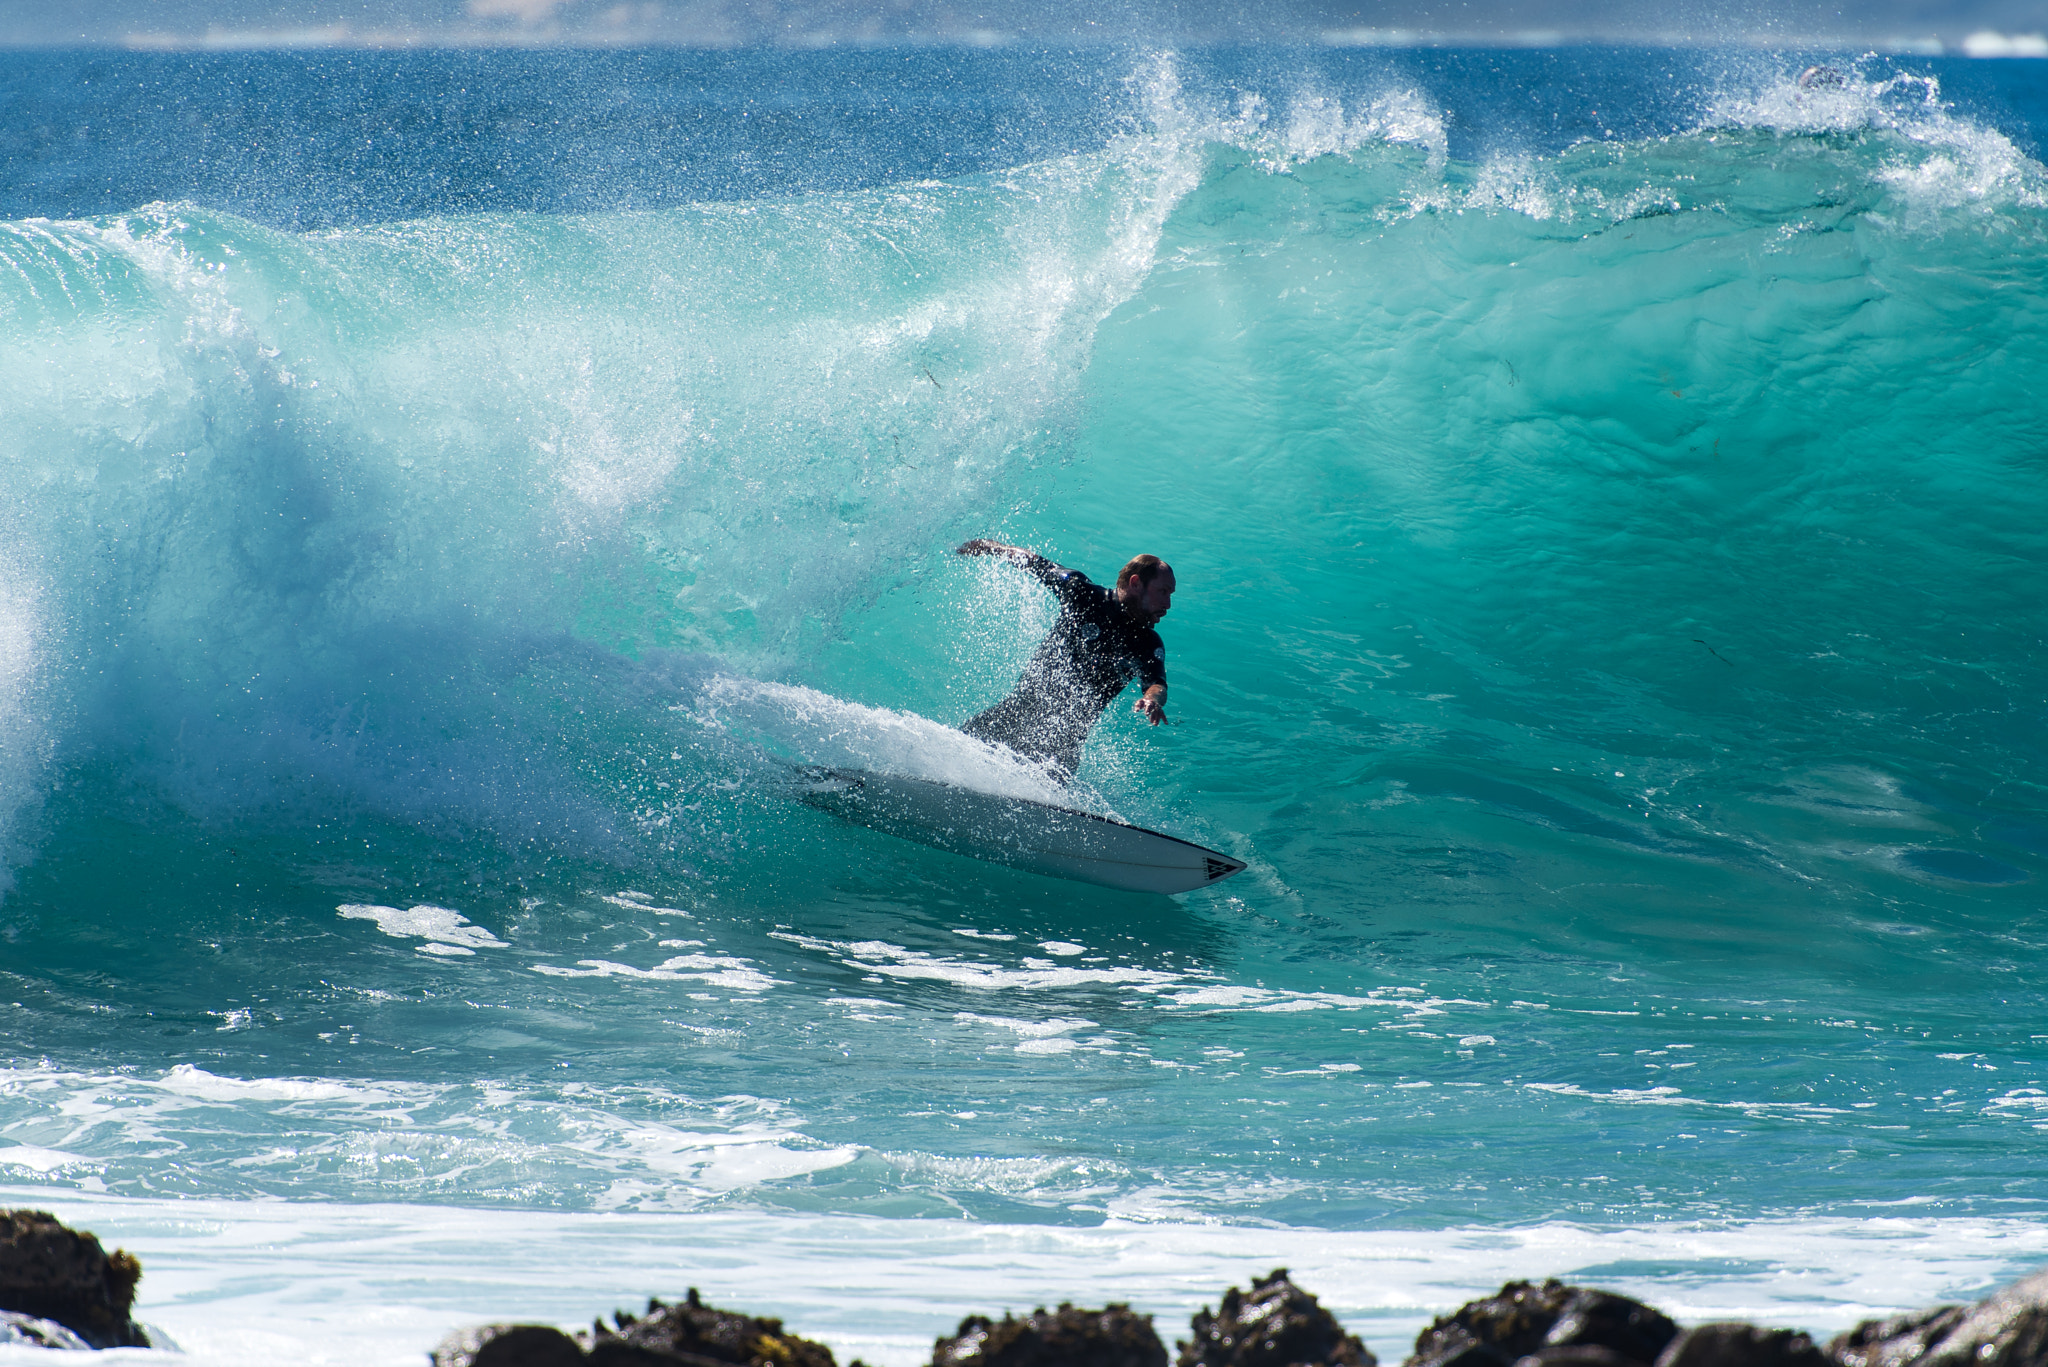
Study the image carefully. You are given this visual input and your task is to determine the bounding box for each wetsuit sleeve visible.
[1002,549,1094,603]
[1137,631,1167,690]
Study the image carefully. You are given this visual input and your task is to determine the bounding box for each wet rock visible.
[1406,1282,1675,1367]
[1512,1349,1638,1367]
[1828,1308,1970,1367]
[587,1343,723,1367]
[932,1302,1168,1367]
[1829,1268,2048,1367]
[1541,1289,1677,1364]
[1,1309,93,1350]
[1178,1269,1374,1367]
[431,1323,589,1366]
[1410,1280,1577,1367]
[0,1209,151,1349]
[584,1289,841,1367]
[1652,1323,1827,1367]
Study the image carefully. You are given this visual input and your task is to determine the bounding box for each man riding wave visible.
[953,539,1176,782]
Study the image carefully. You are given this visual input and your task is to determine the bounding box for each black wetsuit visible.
[960,552,1167,780]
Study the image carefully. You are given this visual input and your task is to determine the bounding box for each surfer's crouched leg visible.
[959,698,1025,750]
[961,697,1084,785]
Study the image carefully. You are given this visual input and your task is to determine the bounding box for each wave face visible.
[2,44,2047,1281]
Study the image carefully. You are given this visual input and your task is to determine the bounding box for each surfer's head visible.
[1117,555,1175,623]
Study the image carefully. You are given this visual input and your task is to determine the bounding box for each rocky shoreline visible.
[4,1209,2044,1366]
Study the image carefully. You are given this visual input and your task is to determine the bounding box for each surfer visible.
[953,539,1174,782]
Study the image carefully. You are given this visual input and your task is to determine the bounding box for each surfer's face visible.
[1121,566,1175,622]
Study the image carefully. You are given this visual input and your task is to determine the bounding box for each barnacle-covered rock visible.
[585,1289,841,1367]
[932,1302,1167,1367]
[1177,1269,1373,1367]
[0,1209,151,1350]
[1405,1280,1675,1367]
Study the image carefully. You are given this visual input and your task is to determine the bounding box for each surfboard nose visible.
[1204,856,1244,882]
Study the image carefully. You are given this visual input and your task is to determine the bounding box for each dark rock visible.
[589,1341,727,1367]
[1178,1268,1374,1367]
[1512,1349,1638,1367]
[1542,1290,1677,1363]
[1653,1323,1827,1367]
[932,1302,1168,1367]
[1410,1280,1577,1367]
[0,1209,151,1349]
[583,1289,840,1367]
[433,1323,590,1366]
[1831,1308,1968,1367]
[1429,1349,1514,1367]
[1406,1282,1675,1367]
[1829,1269,2048,1367]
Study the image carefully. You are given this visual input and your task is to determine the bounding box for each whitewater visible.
[1,43,2045,1365]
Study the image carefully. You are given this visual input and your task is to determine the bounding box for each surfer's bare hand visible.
[956,539,1003,557]
[1135,696,1167,726]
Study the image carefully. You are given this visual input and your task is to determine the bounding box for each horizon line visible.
[0,24,2044,57]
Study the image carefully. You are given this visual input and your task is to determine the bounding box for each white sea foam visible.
[877,1150,1126,1201]
[955,1012,1098,1054]
[769,931,1183,992]
[531,951,778,991]
[0,1145,91,1175]
[601,891,691,916]
[698,676,1084,808]
[2,1062,936,1224]
[1467,153,1559,218]
[1987,1088,2048,1128]
[2,1189,2045,1367]
[1208,82,1448,179]
[149,1066,366,1105]
[337,904,508,955]
[955,1012,1097,1038]
[1704,67,2048,216]
[767,931,1500,1029]
[1521,1080,1848,1122]
[564,1119,857,1195]
[1355,63,2048,229]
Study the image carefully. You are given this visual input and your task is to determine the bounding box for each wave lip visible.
[700,676,1083,808]
[1702,65,2047,215]
[0,57,1221,891]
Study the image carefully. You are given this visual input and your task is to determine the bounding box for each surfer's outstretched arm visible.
[955,538,1031,562]
[955,539,1070,588]
[1134,682,1168,726]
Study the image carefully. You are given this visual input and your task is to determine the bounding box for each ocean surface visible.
[2,42,2047,1366]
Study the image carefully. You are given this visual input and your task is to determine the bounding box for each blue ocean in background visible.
[1,42,2047,1365]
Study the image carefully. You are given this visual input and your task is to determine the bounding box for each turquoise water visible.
[2,45,2047,1363]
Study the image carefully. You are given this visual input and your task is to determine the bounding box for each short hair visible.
[1118,554,1167,589]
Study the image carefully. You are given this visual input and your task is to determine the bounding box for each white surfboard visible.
[793,766,1246,895]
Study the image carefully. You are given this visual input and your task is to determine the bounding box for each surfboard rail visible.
[792,765,1246,895]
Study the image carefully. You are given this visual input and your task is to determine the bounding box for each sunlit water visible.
[1,44,2045,1366]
